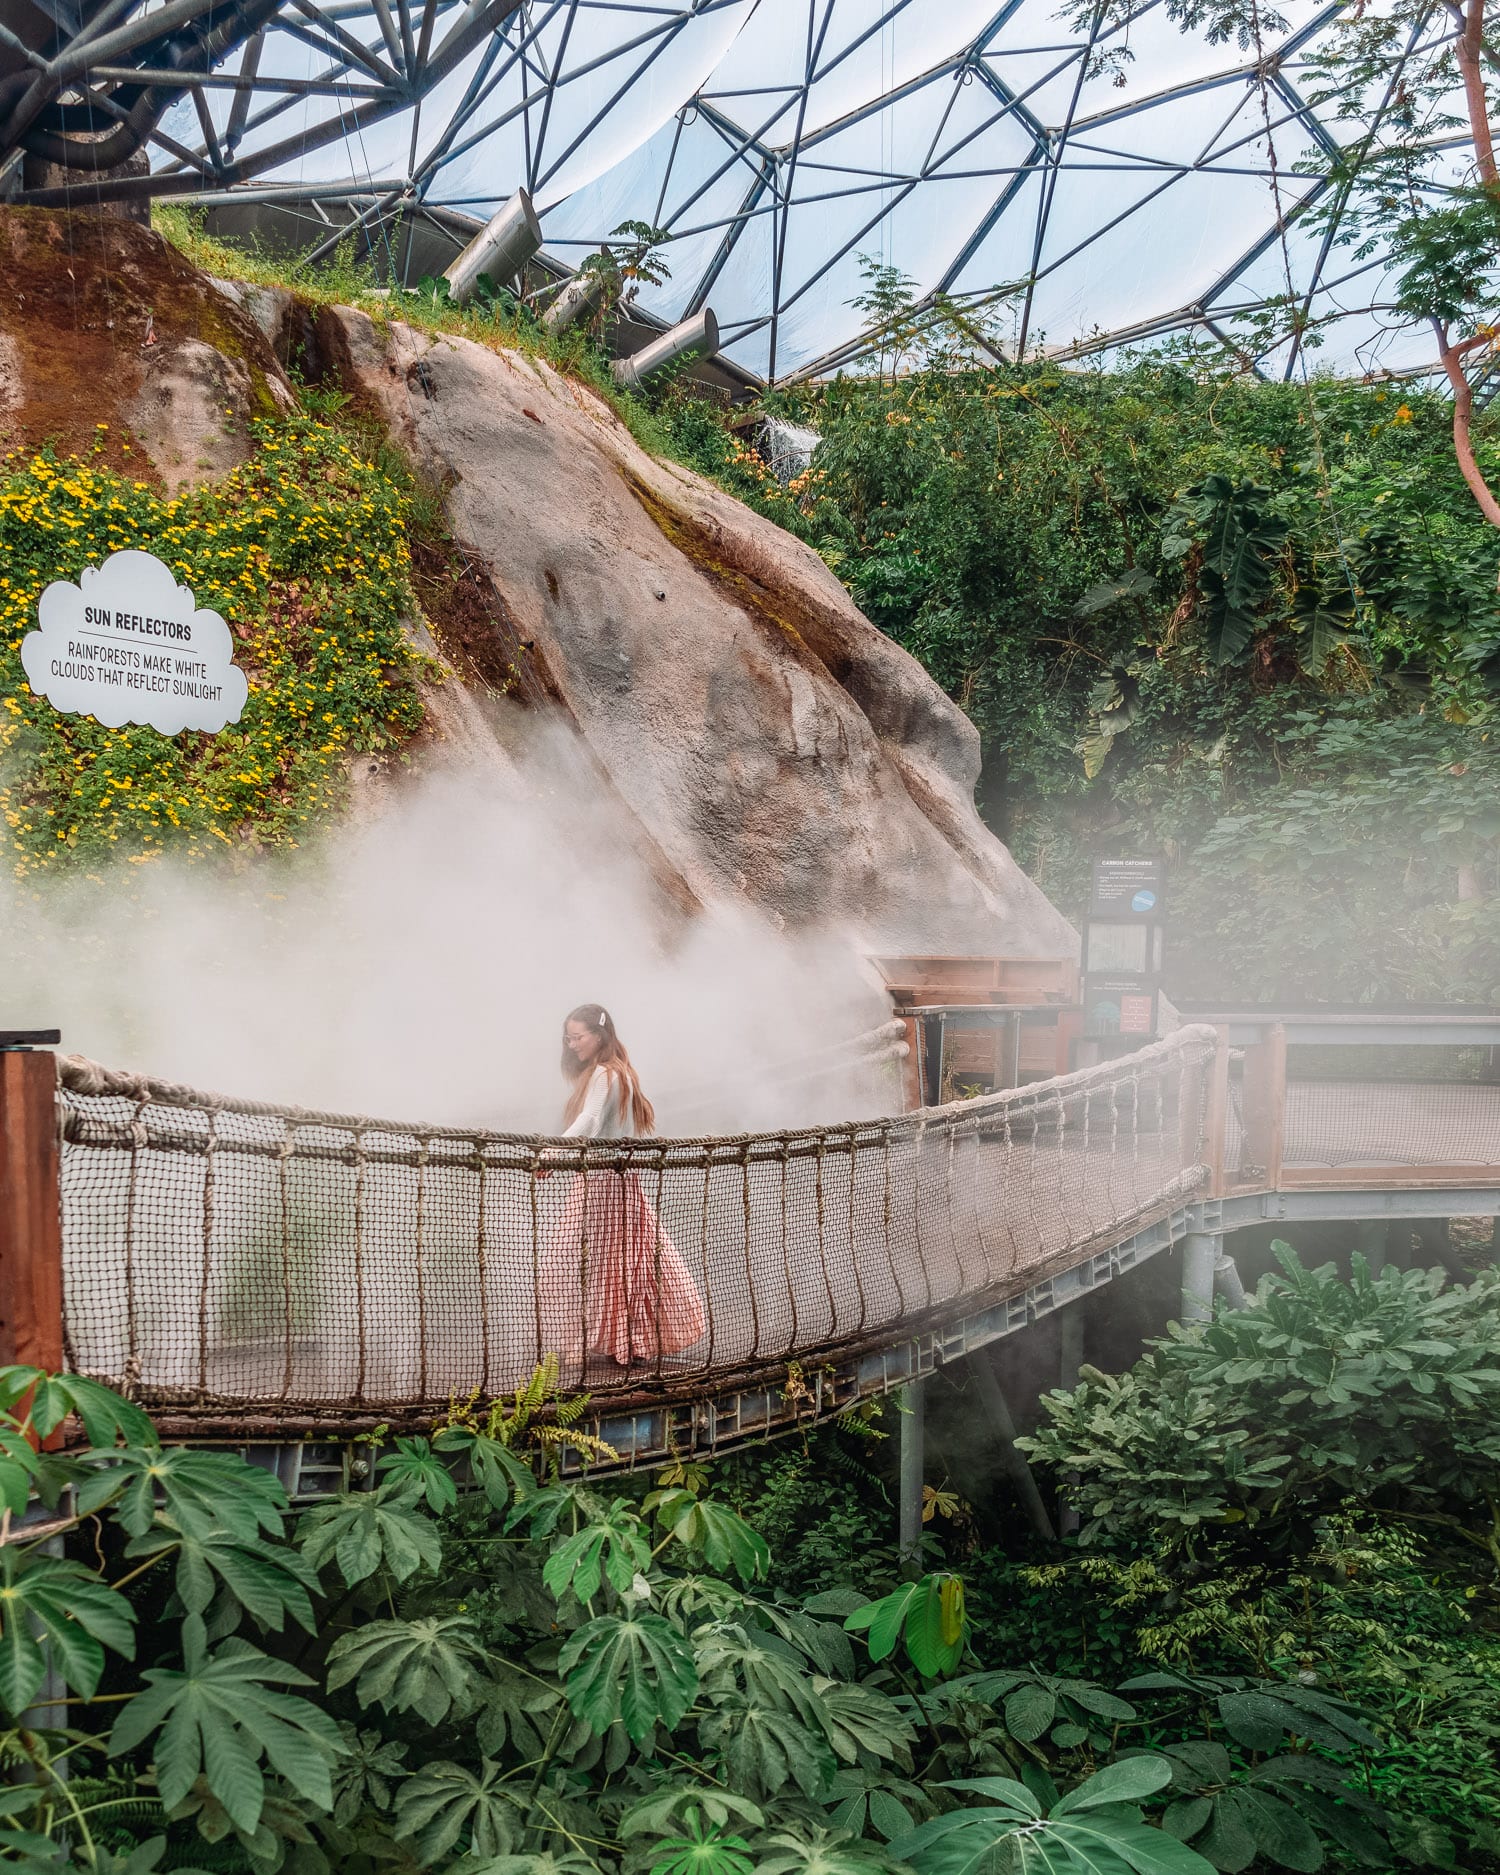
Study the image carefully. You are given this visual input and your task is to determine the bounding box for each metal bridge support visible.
[1057,1307,1085,1537]
[1181,1232,1219,1328]
[1355,1221,1388,1276]
[544,265,610,333]
[897,1379,925,1567]
[972,1353,1057,1544]
[1214,1250,1248,1309]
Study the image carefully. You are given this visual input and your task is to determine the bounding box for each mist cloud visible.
[3,719,901,1136]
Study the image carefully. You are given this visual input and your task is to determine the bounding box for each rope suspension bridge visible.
[3,1016,1498,1493]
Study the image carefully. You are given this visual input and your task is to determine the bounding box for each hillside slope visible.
[0,207,1073,957]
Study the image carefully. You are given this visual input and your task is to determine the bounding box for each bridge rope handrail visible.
[54,1027,1220,1423]
[54,1024,1217,1148]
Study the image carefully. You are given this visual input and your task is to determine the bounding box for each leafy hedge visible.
[0,416,426,876]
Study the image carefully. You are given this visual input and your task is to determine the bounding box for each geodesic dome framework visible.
[0,0,1479,384]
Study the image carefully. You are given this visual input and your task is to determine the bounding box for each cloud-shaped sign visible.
[21,549,248,736]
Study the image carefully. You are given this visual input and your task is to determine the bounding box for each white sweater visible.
[562,1067,635,1139]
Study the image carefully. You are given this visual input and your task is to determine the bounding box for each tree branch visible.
[1433,317,1500,528]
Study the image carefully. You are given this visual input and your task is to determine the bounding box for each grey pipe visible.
[443,188,542,305]
[1213,1250,1247,1309]
[612,308,719,388]
[971,1354,1057,1544]
[543,262,609,332]
[1180,1231,1218,1327]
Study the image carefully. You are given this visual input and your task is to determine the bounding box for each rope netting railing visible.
[55,1026,1219,1420]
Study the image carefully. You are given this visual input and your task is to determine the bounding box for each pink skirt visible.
[539,1170,706,1372]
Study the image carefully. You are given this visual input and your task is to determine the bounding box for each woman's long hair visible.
[561,1004,655,1135]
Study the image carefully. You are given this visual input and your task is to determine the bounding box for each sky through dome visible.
[146,0,1480,383]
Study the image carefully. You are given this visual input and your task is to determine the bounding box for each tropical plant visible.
[1022,1245,1500,1563]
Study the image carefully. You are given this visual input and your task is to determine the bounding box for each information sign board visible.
[20,549,247,735]
[1083,976,1160,1039]
[1089,856,1164,920]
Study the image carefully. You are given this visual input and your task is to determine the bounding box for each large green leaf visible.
[693,1623,821,1726]
[78,1446,287,1546]
[108,1630,343,1835]
[644,1489,771,1585]
[0,1366,156,1448]
[377,1436,459,1512]
[699,1695,835,1801]
[751,1822,892,1875]
[325,1614,487,1725]
[298,1482,443,1586]
[810,1677,916,1766]
[122,1525,319,1633]
[646,1812,754,1875]
[845,1574,967,1679]
[474,1656,559,1757]
[434,1425,537,1512]
[0,1544,135,1714]
[1004,1682,1056,1744]
[394,1757,519,1862]
[897,1762,1216,1875]
[542,1499,651,1605]
[558,1610,698,1745]
[619,1787,766,1840]
[330,1722,408,1826]
[1052,1758,1175,1814]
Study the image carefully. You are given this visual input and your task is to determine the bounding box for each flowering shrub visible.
[0,415,426,875]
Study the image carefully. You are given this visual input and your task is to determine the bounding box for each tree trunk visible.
[1441,1,1500,527]
[1436,321,1500,528]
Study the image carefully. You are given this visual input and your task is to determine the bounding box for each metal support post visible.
[971,1353,1057,1544]
[1354,1220,1388,1276]
[443,188,542,305]
[898,1379,925,1567]
[1057,1306,1085,1537]
[1181,1232,1218,1327]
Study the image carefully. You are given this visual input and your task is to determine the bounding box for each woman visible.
[538,1004,706,1375]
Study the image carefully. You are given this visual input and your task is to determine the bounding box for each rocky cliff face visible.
[326,310,1074,955]
[0,208,1074,959]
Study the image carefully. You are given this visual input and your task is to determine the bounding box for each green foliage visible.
[1021,1246,1500,1564]
[107,1630,343,1835]
[845,1574,969,1679]
[894,1758,1216,1875]
[0,1544,135,1710]
[1164,477,1291,666]
[559,1611,699,1745]
[0,418,426,877]
[299,1475,445,1585]
[326,1615,488,1725]
[4,1347,1484,1875]
[643,1489,770,1585]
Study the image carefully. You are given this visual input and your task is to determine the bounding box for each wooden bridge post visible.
[1237,1022,1286,1192]
[0,1047,64,1374]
